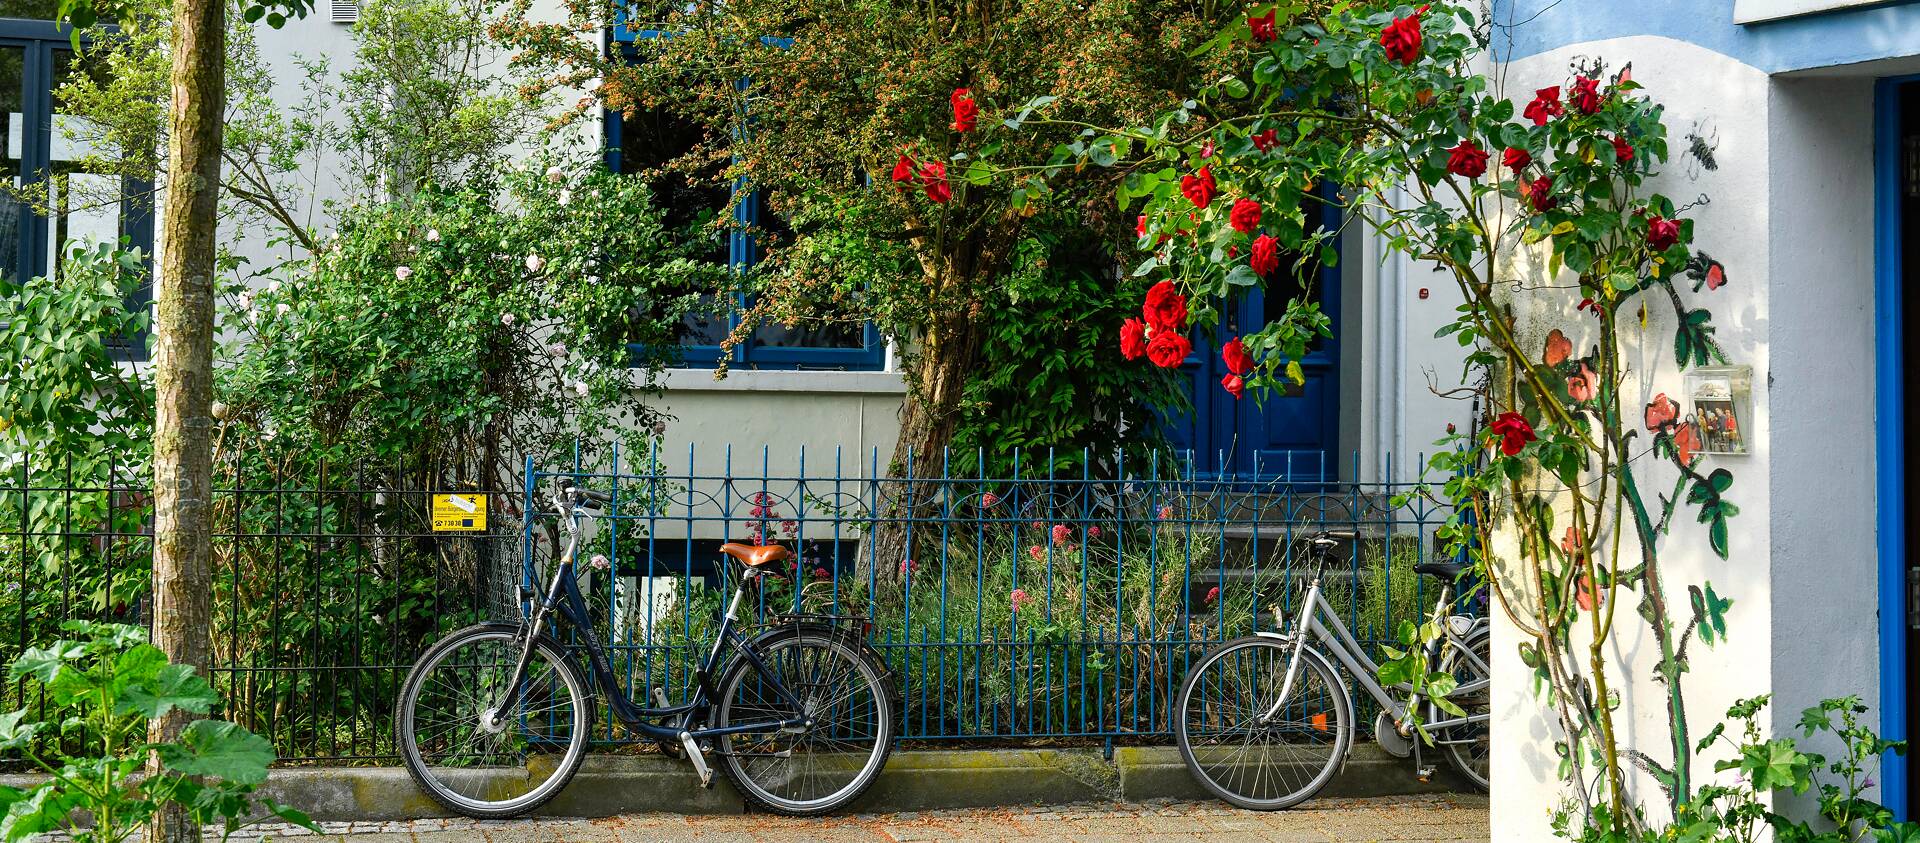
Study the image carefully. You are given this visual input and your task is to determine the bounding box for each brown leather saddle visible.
[718,542,793,570]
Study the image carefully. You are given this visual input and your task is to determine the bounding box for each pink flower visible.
[1027,545,1045,560]
[814,567,832,580]
[900,558,918,574]
[1087,525,1101,538]
[1205,586,1220,604]
[981,492,1000,508]
[1157,505,1175,520]
[1051,524,1073,544]
[1011,588,1033,611]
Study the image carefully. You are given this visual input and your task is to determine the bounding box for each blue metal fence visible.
[528,445,1455,745]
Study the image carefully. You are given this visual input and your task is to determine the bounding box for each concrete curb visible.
[3,745,1474,821]
[228,745,1471,820]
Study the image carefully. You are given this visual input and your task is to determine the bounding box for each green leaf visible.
[0,709,41,750]
[1690,583,1732,647]
[158,720,276,785]
[8,641,84,685]
[121,663,217,720]
[1224,264,1259,287]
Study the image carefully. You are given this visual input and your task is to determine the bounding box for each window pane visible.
[618,104,731,347]
[745,193,864,350]
[46,49,131,280]
[1,45,24,285]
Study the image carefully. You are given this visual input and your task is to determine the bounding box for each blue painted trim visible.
[1875,73,1914,821]
[1490,0,1920,75]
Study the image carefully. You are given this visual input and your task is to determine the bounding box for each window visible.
[2,14,154,358]
[605,35,884,371]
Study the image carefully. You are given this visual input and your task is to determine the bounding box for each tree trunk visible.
[860,302,985,586]
[149,0,226,838]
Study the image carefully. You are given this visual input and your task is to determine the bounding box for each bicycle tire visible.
[712,626,895,816]
[1439,627,1491,792]
[395,623,592,819]
[1175,635,1354,810]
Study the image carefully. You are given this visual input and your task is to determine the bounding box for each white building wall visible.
[1491,36,1780,841]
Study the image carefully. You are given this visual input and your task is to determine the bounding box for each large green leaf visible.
[7,641,84,686]
[157,720,276,786]
[120,663,217,720]
[0,710,41,751]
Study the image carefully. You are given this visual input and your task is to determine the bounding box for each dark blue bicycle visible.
[394,482,896,818]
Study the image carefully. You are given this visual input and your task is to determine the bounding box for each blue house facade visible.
[1486,0,1920,836]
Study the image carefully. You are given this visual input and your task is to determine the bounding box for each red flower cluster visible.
[1523,86,1564,126]
[1143,280,1188,330]
[1646,215,1680,251]
[1571,76,1603,115]
[921,160,951,203]
[1147,332,1192,368]
[1611,134,1634,165]
[1519,176,1555,212]
[1221,336,1255,376]
[1120,318,1149,359]
[891,153,915,185]
[1249,8,1276,42]
[1252,129,1280,151]
[1126,281,1191,369]
[1181,166,1217,209]
[1490,412,1536,456]
[1229,198,1263,234]
[1250,234,1279,277]
[1379,5,1426,65]
[951,88,979,132]
[1446,140,1488,178]
[1502,147,1530,172]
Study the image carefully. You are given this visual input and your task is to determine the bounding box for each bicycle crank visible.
[1373,711,1413,758]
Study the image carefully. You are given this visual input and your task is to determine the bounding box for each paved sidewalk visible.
[220,795,1489,842]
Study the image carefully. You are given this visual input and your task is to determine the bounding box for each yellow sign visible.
[431,493,488,532]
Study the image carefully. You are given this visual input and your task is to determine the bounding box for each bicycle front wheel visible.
[1175,636,1353,810]
[713,628,895,816]
[395,623,591,819]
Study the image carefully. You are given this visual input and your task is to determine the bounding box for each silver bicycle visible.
[1173,530,1490,810]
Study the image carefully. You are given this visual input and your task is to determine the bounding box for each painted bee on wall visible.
[1685,119,1720,179]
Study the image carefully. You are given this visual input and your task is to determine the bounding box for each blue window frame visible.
[2,16,155,360]
[604,32,885,371]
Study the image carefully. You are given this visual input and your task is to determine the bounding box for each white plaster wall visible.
[1764,75,1881,800]
[1490,36,1776,841]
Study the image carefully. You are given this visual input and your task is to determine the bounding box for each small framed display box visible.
[1685,365,1752,456]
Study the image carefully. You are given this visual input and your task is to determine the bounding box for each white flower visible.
[546,165,566,183]
[652,421,667,436]
[525,254,546,273]
[547,342,568,358]
[238,291,254,309]
[261,429,277,442]
[395,266,413,280]
[210,402,230,421]
[426,228,441,242]
[589,554,610,570]
[275,303,291,315]
[585,275,600,285]
[573,380,590,397]
[558,189,572,206]
[268,280,283,294]
[500,312,517,326]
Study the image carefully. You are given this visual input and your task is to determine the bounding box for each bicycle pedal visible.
[681,732,714,788]
[1415,765,1436,782]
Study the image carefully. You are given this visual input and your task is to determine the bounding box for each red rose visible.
[1249,8,1276,42]
[1525,176,1555,212]
[1446,140,1489,178]
[1228,198,1262,234]
[1571,76,1603,115]
[1120,318,1149,360]
[1645,393,1678,432]
[1221,373,1245,399]
[1489,412,1536,456]
[1523,86,1564,126]
[1142,280,1188,332]
[1146,331,1192,368]
[1646,215,1680,251]
[1136,214,1149,241]
[891,154,915,185]
[1611,134,1634,165]
[1250,233,1279,277]
[1252,129,1280,151]
[1502,147,1531,172]
[920,161,951,204]
[1180,166,1217,209]
[1221,336,1255,375]
[950,88,979,133]
[1379,5,1426,65]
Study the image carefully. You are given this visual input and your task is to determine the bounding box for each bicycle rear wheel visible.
[395,623,591,818]
[713,628,894,816]
[1439,628,1491,791]
[1175,636,1353,810]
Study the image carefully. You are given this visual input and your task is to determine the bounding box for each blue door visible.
[1165,201,1341,481]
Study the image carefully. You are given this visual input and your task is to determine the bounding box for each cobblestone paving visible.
[213,795,1489,842]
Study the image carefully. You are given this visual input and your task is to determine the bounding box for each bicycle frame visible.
[492,495,812,750]
[1262,571,1491,735]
